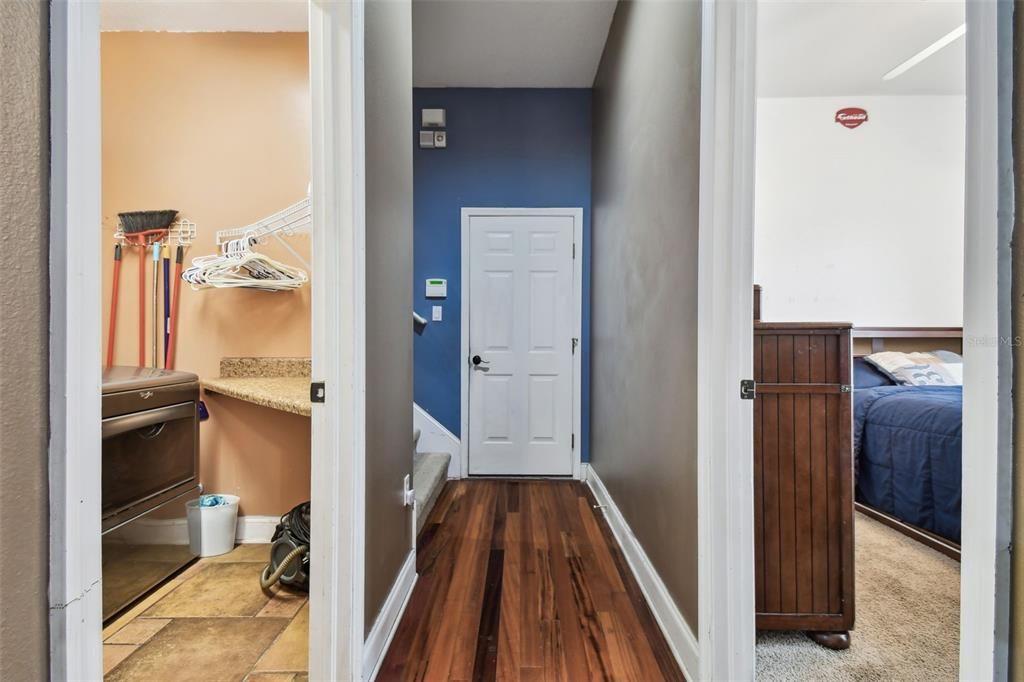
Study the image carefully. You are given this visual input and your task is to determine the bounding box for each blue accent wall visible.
[413,88,592,461]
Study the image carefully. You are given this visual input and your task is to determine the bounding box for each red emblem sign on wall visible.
[835,107,868,129]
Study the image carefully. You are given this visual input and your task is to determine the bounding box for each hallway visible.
[378,480,684,681]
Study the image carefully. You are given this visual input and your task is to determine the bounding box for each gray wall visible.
[590,0,702,629]
[363,0,415,635]
[0,1,50,678]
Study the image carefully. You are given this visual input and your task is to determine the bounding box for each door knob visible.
[471,355,490,366]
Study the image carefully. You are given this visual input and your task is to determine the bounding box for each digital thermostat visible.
[425,278,447,298]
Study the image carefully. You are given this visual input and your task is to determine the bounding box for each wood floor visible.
[378,480,685,682]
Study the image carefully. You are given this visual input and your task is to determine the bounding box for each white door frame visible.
[959,0,1014,678]
[459,207,584,480]
[700,1,1013,681]
[695,0,757,679]
[49,3,104,677]
[48,2,366,678]
[308,1,366,680]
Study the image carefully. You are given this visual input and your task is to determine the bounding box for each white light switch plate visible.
[403,474,414,507]
[432,305,443,322]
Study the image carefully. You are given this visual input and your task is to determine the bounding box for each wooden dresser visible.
[753,321,855,649]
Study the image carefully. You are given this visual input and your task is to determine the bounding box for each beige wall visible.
[590,0,702,629]
[363,0,415,634]
[0,1,50,678]
[101,32,312,515]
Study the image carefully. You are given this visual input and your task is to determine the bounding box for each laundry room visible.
[97,12,315,679]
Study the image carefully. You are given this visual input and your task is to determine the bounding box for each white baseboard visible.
[363,550,418,681]
[234,515,279,543]
[414,403,462,478]
[110,514,279,546]
[585,466,700,681]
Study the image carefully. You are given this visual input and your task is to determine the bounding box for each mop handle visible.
[106,244,122,369]
[166,245,185,370]
[162,243,171,365]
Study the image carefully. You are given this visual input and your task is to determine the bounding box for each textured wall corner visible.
[0,1,51,679]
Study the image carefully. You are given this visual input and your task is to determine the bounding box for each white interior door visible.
[467,212,575,476]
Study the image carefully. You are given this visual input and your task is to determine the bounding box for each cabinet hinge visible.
[740,379,756,400]
[572,243,576,259]
[571,337,579,354]
[840,384,852,393]
[310,381,326,403]
[571,433,575,449]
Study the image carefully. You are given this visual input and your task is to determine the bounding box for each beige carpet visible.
[756,513,960,681]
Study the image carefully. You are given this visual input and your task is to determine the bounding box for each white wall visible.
[753,95,965,326]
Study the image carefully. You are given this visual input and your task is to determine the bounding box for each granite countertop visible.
[202,357,312,417]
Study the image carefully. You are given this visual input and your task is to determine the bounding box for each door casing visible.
[460,207,584,480]
[48,2,366,678]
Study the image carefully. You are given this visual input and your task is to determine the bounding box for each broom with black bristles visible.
[118,210,178,367]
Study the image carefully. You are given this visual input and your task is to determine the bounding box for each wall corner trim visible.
[362,550,418,681]
[414,403,462,478]
[585,466,700,680]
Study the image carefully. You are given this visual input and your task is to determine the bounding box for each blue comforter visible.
[854,385,962,543]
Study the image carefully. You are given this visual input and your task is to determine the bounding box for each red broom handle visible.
[138,245,146,367]
[106,245,122,369]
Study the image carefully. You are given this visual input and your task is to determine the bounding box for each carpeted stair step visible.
[413,451,450,536]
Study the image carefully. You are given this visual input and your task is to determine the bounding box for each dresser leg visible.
[807,631,851,650]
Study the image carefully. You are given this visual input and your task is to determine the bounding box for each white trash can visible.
[186,494,239,557]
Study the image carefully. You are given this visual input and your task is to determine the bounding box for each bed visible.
[851,328,964,556]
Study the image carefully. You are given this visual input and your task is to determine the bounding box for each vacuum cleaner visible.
[260,502,310,592]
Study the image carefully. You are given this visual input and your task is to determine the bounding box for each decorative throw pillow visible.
[864,351,960,387]
[931,350,964,384]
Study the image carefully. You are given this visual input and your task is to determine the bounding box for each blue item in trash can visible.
[199,494,226,507]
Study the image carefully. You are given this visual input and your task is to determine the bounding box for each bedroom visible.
[752,0,966,679]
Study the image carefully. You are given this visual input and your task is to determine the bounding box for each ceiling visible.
[102,0,964,95]
[758,0,965,97]
[412,0,617,88]
[101,1,307,32]
[102,0,616,87]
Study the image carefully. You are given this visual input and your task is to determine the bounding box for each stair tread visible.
[413,452,451,535]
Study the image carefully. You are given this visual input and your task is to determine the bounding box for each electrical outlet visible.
[432,305,443,322]
[403,474,415,507]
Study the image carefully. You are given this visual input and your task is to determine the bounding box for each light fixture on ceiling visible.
[882,23,966,81]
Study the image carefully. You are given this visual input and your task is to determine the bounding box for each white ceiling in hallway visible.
[758,0,965,97]
[412,0,618,88]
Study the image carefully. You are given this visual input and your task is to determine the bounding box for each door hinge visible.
[572,433,575,449]
[310,381,326,403]
[572,242,576,259]
[740,379,756,400]
[571,337,579,354]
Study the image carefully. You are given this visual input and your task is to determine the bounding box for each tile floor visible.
[103,544,309,681]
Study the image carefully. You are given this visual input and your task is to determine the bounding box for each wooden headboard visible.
[751,287,963,357]
[851,327,963,357]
